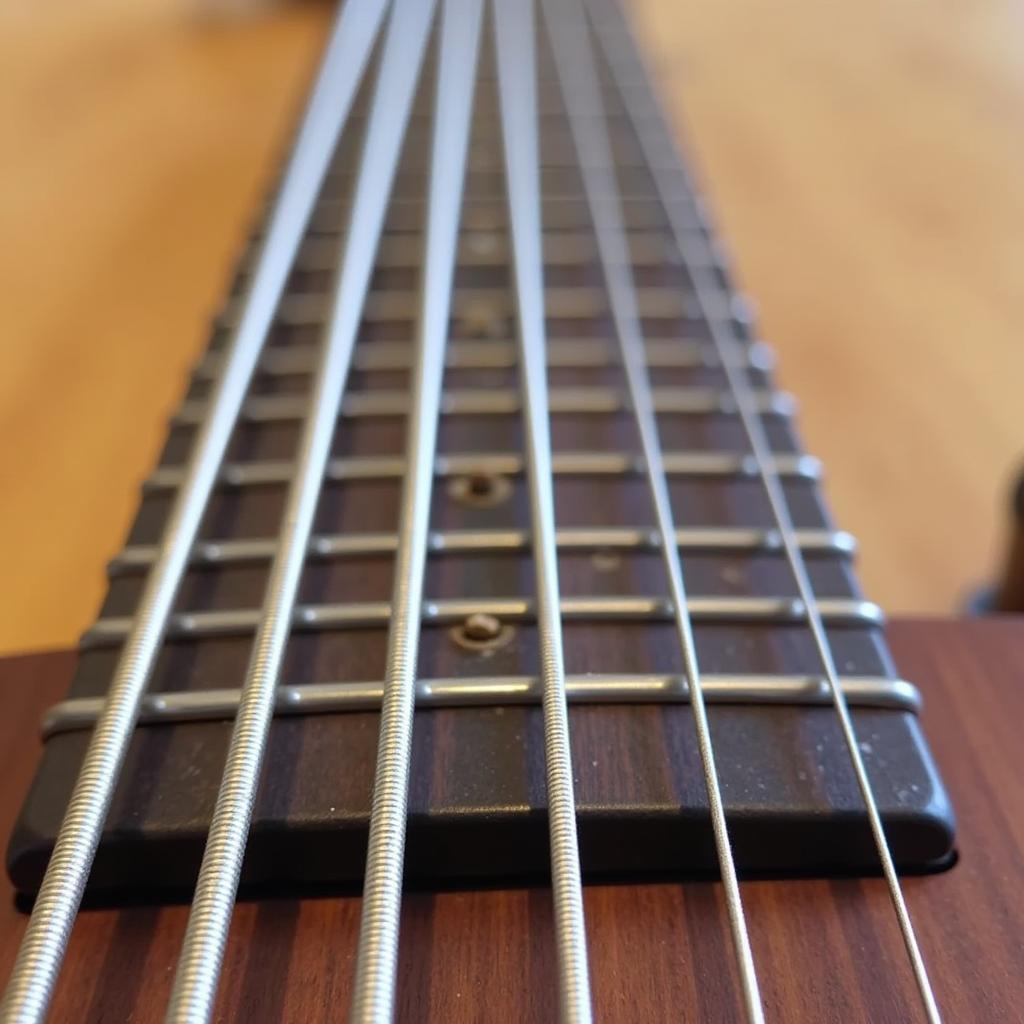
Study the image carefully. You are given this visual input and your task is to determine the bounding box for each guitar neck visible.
[3,2,953,1022]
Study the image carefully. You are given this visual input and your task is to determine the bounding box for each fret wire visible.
[0,3,390,1021]
[493,2,593,1021]
[332,110,662,126]
[110,526,855,571]
[42,675,923,738]
[349,1,482,1019]
[327,149,676,172]
[587,1,943,1020]
[197,337,774,377]
[162,2,436,1021]
[543,1,765,1020]
[218,284,729,327]
[240,228,715,273]
[305,196,694,233]
[311,191,698,210]
[325,165,674,186]
[84,596,885,646]
[174,386,791,425]
[145,449,822,491]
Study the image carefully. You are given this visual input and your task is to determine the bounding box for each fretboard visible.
[5,2,951,1023]
[101,24,872,660]
[84,16,890,702]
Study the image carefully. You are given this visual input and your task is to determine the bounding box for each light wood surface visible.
[2,0,1022,654]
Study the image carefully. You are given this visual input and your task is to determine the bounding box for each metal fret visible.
[306,194,697,233]
[545,2,767,1015]
[41,674,922,738]
[331,102,675,123]
[145,449,821,490]
[0,2,390,1021]
[493,2,592,1019]
[175,386,792,425]
[350,1,481,1019]
[196,336,774,378]
[328,140,676,170]
[110,526,855,571]
[163,3,436,1021]
[218,284,730,326]
[84,596,884,646]
[589,0,942,1019]
[327,151,690,180]
[240,228,718,273]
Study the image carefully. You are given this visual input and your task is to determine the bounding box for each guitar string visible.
[541,0,765,1020]
[492,1,594,1020]
[162,1,436,1020]
[348,0,484,1019]
[0,2,390,1021]
[585,1,943,1020]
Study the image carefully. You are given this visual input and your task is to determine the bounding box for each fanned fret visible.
[2,2,953,1023]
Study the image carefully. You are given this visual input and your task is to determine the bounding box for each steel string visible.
[0,3,388,1021]
[163,1,436,1019]
[348,0,484,1020]
[543,0,765,1019]
[587,1,942,1019]
[492,1,594,1020]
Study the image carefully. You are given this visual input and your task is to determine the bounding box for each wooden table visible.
[2,0,1022,655]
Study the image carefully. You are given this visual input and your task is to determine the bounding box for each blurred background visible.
[1,0,1021,655]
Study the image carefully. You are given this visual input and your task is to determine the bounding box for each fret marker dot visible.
[466,232,500,257]
[463,613,501,643]
[448,471,512,508]
[469,473,493,498]
[461,300,506,339]
[591,548,622,573]
[450,612,514,654]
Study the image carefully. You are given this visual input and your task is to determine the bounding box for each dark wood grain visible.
[1,617,1021,1022]
[9,620,949,890]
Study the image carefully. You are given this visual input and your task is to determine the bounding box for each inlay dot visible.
[466,232,500,257]
[450,612,515,654]
[448,471,512,508]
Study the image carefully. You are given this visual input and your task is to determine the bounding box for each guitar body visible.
[2,618,1020,1022]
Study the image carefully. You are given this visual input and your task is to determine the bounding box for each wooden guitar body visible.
[2,618,1020,1022]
